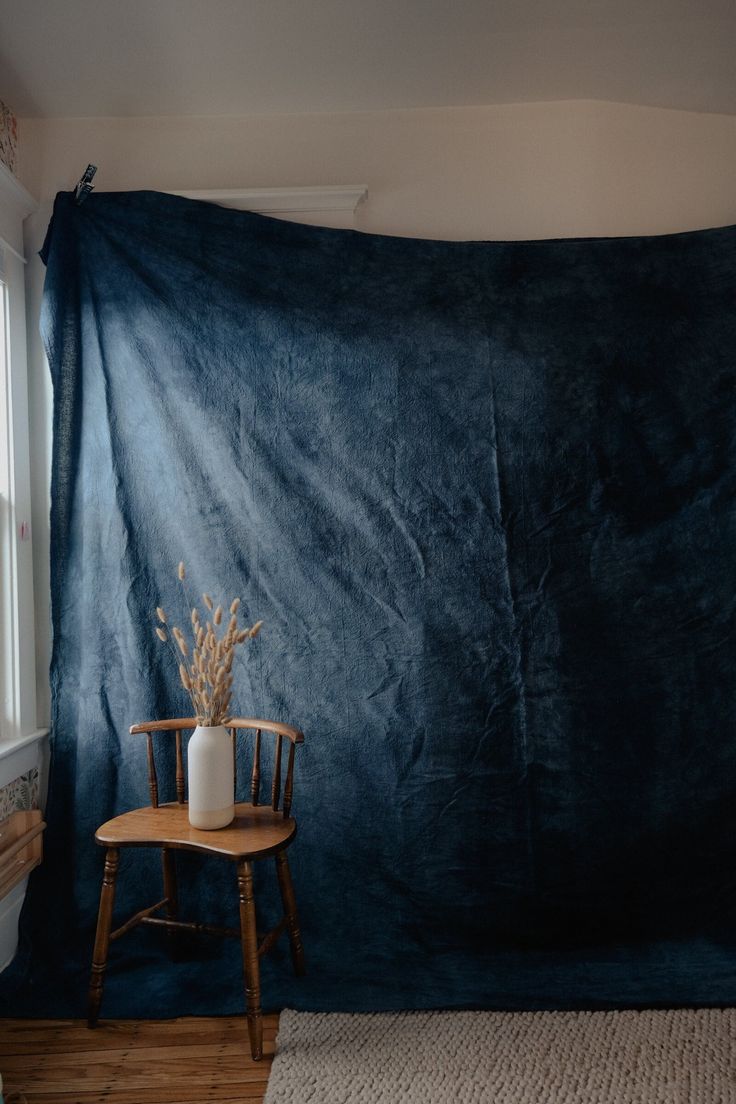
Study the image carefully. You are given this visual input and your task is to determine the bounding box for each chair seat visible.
[95,801,297,858]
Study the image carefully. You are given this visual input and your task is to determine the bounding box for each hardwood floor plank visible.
[4,1082,272,1098]
[0,1015,279,1054]
[0,1015,277,1104]
[1,1014,279,1034]
[4,1088,270,1104]
[7,1056,275,1083]
[2,1038,277,1068]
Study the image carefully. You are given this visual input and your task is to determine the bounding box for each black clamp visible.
[74,164,98,206]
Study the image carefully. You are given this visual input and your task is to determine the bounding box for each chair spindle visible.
[175,730,184,804]
[251,729,261,806]
[271,733,283,811]
[231,728,237,800]
[283,742,296,818]
[146,733,159,808]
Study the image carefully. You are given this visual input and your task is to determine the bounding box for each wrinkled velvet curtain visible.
[3,192,735,1015]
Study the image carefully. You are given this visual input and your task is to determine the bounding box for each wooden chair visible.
[87,717,305,1061]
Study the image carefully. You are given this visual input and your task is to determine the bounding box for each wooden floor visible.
[0,1015,278,1104]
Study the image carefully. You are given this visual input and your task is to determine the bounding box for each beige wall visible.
[19,98,736,724]
[19,99,736,241]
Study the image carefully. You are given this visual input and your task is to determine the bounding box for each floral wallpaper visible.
[0,99,18,175]
[0,769,39,820]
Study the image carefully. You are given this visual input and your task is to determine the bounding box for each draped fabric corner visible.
[3,191,736,1015]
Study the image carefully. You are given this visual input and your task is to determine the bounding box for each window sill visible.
[0,729,49,765]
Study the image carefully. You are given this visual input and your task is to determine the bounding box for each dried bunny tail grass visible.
[156,569,263,726]
[178,562,186,580]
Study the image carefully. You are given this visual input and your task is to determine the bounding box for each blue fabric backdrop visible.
[3,191,736,1016]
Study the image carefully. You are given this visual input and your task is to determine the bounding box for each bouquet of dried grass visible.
[154,561,262,726]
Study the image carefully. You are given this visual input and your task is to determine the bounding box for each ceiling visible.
[1,0,735,119]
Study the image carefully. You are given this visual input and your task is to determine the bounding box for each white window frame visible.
[0,158,43,755]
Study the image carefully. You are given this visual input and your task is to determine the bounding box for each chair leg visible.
[161,847,180,960]
[88,847,120,1028]
[275,850,305,977]
[237,859,263,1061]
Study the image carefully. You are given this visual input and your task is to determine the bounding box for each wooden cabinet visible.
[0,809,45,902]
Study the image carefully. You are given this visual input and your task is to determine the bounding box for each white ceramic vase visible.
[187,724,235,829]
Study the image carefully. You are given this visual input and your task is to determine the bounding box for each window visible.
[0,267,14,736]
[0,161,40,748]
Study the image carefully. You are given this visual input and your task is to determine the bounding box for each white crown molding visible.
[169,184,368,214]
[0,161,38,220]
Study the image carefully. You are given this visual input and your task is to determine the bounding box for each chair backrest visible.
[129,718,304,818]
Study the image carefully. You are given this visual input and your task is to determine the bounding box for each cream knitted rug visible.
[264,1008,736,1103]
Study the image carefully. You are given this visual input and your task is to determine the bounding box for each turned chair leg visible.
[275,851,305,977]
[237,859,263,1061]
[161,847,181,960]
[88,847,120,1028]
